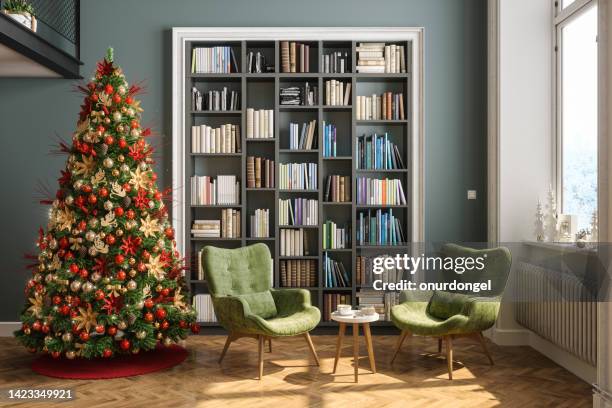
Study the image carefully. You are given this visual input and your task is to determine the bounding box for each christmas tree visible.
[15,48,197,359]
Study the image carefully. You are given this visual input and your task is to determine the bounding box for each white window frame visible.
[553,0,598,215]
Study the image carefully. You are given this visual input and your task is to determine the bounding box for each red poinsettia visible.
[102,294,123,315]
[134,189,150,209]
[120,236,138,256]
[92,257,109,276]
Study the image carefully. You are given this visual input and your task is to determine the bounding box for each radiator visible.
[515,261,597,366]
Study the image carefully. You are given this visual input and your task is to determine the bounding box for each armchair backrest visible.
[439,243,512,297]
[202,243,272,297]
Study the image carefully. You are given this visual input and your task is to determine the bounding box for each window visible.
[555,1,598,231]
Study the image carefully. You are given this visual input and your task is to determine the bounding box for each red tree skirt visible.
[31,345,188,379]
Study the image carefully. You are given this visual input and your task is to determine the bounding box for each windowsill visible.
[522,240,596,254]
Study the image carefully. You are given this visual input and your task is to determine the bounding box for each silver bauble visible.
[91,272,102,282]
[136,330,147,339]
[130,128,140,137]
[64,195,74,206]
[65,350,76,359]
[120,164,129,172]
[103,158,114,169]
[85,231,96,241]
[126,280,137,290]
[139,162,148,171]
[74,180,83,190]
[70,281,82,292]
[113,112,122,121]
[88,218,99,228]
[82,282,94,293]
[104,201,114,211]
[88,247,98,256]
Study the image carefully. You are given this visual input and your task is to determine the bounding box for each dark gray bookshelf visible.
[184,40,412,327]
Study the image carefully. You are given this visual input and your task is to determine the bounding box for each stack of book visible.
[247,156,274,188]
[357,290,399,321]
[193,294,217,323]
[356,177,407,206]
[356,93,405,121]
[191,124,241,154]
[281,41,311,73]
[356,42,406,74]
[357,133,405,170]
[322,221,351,249]
[246,108,274,139]
[190,175,240,205]
[247,51,273,73]
[250,208,270,238]
[323,253,351,288]
[279,163,318,190]
[324,175,351,202]
[321,51,349,73]
[191,220,221,238]
[280,228,310,256]
[191,86,239,111]
[324,80,351,106]
[356,255,403,286]
[221,208,241,238]
[322,122,338,157]
[324,293,352,321]
[357,209,406,246]
[280,83,318,106]
[280,259,317,287]
[278,198,318,226]
[191,46,239,74]
[288,120,317,150]
[195,248,206,280]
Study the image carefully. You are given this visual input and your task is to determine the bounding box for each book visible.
[246,156,274,188]
[280,259,317,287]
[278,162,317,190]
[279,198,318,226]
[356,42,405,73]
[322,51,350,73]
[324,80,350,106]
[356,133,405,170]
[192,46,239,73]
[246,109,274,138]
[324,175,351,202]
[280,228,309,256]
[322,220,351,250]
[356,93,405,120]
[250,208,270,238]
[322,121,338,158]
[190,175,240,205]
[356,177,407,206]
[357,209,406,246]
[282,41,312,73]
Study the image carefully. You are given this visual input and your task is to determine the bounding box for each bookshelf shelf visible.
[178,35,417,328]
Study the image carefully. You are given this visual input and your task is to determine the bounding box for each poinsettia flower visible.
[120,236,138,256]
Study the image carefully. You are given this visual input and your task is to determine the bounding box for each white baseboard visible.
[487,327,530,345]
[0,322,20,337]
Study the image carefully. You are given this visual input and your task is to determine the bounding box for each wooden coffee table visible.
[331,311,379,382]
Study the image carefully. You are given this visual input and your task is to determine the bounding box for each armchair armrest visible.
[212,295,255,331]
[270,288,312,316]
[462,296,501,332]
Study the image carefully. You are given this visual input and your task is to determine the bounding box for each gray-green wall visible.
[0,0,487,321]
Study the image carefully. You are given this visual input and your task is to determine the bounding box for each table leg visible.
[363,322,376,373]
[333,322,346,374]
[353,323,359,383]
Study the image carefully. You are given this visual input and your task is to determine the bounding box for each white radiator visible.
[515,261,597,366]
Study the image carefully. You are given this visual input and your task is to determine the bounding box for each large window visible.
[556,1,598,231]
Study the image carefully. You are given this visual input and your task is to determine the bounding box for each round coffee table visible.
[331,311,379,382]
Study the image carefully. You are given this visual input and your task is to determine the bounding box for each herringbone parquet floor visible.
[0,334,591,408]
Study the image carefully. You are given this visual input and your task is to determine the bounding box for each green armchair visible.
[202,243,321,379]
[390,244,511,379]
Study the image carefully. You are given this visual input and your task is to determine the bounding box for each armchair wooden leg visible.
[267,337,272,353]
[218,332,234,364]
[477,332,494,365]
[304,332,320,366]
[390,330,409,364]
[438,337,442,353]
[258,335,264,380]
[445,335,453,380]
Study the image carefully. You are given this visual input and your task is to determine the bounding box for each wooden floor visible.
[0,334,591,408]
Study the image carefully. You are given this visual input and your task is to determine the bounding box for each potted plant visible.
[1,0,36,32]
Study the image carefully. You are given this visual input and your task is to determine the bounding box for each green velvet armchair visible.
[390,244,511,379]
[201,243,321,379]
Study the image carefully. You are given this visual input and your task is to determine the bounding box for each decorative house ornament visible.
[1,1,37,32]
[534,200,545,242]
[557,214,577,243]
[544,185,558,242]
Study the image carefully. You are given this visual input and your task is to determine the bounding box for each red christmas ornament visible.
[164,227,174,239]
[79,269,89,279]
[95,324,105,334]
[105,234,116,245]
[107,326,117,336]
[116,270,126,281]
[41,324,50,334]
[126,209,135,219]
[104,135,114,145]
[114,207,124,217]
[91,93,99,102]
[82,184,92,193]
[51,351,61,359]
[113,94,122,104]
[88,194,97,205]
[104,84,114,94]
[144,298,154,309]
[59,305,71,316]
[103,349,113,358]
[179,320,188,329]
[95,290,105,301]
[69,263,79,274]
[160,288,170,297]
[79,331,90,341]
[154,191,162,200]
[99,187,109,198]
[114,254,125,265]
[70,310,79,318]
[126,96,134,104]
[120,339,131,350]
[72,324,79,334]
[141,250,150,260]
[155,308,167,320]
[137,262,146,272]
[130,120,139,129]
[118,138,127,149]
[161,320,170,330]
[144,312,154,322]
[59,237,69,249]
[78,220,87,231]
[32,321,42,331]
[52,295,62,305]
[190,323,200,334]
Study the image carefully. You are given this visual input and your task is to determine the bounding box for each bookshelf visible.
[172,28,424,328]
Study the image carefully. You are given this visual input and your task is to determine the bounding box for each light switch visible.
[467,190,477,200]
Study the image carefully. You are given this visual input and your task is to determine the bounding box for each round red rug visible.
[31,345,188,379]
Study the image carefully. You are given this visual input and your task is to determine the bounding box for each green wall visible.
[0,0,487,320]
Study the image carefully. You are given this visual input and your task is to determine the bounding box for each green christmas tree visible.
[15,48,197,359]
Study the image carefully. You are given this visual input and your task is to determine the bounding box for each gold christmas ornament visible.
[91,272,102,282]
[70,281,82,292]
[163,337,172,347]
[82,282,95,293]
[116,229,124,237]
[64,196,74,206]
[136,330,147,339]
[121,106,127,113]
[132,348,140,354]
[117,321,127,330]
[74,304,98,332]
[118,154,125,162]
[102,277,111,284]
[89,218,99,228]
[104,117,111,125]
[62,332,73,343]
[88,247,98,257]
[65,350,76,360]
[85,231,96,241]
[103,158,114,169]
[120,164,130,173]
[154,323,161,330]
[27,293,44,318]
[126,280,137,290]
[128,257,136,266]
[24,328,31,335]
[112,112,122,121]
[104,201,114,211]
[129,269,137,277]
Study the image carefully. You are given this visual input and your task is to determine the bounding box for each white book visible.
[344,83,351,106]
[390,44,396,73]
[253,110,260,138]
[268,110,274,138]
[356,66,385,73]
[247,108,254,138]
[259,110,265,139]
